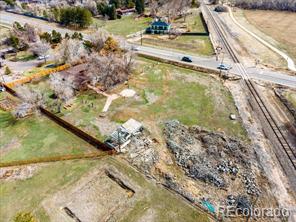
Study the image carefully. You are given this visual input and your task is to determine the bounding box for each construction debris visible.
[163,120,260,194]
[125,132,159,174]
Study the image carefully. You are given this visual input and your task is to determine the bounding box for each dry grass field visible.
[243,10,296,62]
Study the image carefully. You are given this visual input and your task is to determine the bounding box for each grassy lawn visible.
[140,35,213,56]
[175,12,206,33]
[93,15,152,36]
[27,80,107,141]
[10,51,37,62]
[0,157,210,222]
[111,58,247,140]
[0,108,96,163]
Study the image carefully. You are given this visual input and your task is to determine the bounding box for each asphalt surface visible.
[1,11,295,88]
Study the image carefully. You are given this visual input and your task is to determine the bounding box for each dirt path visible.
[227,6,296,72]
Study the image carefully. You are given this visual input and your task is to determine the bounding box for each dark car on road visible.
[217,64,232,70]
[181,56,192,63]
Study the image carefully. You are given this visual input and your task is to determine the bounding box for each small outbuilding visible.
[105,118,143,152]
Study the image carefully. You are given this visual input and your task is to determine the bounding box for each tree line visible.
[59,7,92,28]
[234,0,296,12]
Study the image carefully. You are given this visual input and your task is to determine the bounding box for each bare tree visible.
[49,72,75,102]
[30,41,51,63]
[55,38,87,64]
[149,0,159,17]
[88,29,109,52]
[234,0,296,12]
[11,22,40,50]
[85,52,134,91]
[13,86,44,118]
[85,0,98,15]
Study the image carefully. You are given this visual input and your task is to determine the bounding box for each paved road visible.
[1,11,296,88]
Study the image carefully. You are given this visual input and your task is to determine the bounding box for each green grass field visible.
[175,12,206,33]
[110,58,247,140]
[140,35,214,56]
[93,15,152,36]
[0,157,210,222]
[0,109,96,163]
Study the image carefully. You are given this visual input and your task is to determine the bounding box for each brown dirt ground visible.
[243,10,296,63]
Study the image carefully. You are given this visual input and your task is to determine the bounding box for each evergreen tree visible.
[135,0,144,14]
[109,4,117,20]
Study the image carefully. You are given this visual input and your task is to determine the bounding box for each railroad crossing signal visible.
[216,46,223,61]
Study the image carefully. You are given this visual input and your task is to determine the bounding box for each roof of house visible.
[151,20,170,27]
[122,118,142,134]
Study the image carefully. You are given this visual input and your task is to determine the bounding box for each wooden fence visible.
[5,64,70,88]
[0,152,114,168]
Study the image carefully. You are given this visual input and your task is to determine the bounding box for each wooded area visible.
[234,0,296,12]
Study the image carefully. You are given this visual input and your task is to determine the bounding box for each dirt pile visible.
[163,120,260,196]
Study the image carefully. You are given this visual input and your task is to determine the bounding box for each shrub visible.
[4,66,12,75]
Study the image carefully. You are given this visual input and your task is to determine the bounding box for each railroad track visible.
[202,4,296,172]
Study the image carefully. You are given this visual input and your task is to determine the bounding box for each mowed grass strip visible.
[140,35,214,56]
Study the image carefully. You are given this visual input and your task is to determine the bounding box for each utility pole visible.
[140,32,143,46]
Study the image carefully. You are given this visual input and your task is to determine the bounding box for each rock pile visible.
[242,172,261,196]
[126,133,159,174]
[164,120,258,193]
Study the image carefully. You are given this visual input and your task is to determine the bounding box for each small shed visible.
[105,118,143,152]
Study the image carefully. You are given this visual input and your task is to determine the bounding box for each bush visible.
[4,66,12,75]
[13,212,37,222]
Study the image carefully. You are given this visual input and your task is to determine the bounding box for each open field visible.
[92,15,152,37]
[0,93,96,163]
[0,157,210,222]
[139,35,213,56]
[175,12,207,32]
[243,10,296,62]
[27,58,246,141]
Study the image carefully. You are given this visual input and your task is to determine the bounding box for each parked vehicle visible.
[217,64,232,70]
[181,56,192,63]
[0,86,5,92]
[38,55,50,60]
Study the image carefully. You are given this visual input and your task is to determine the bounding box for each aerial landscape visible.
[0,0,295,221]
